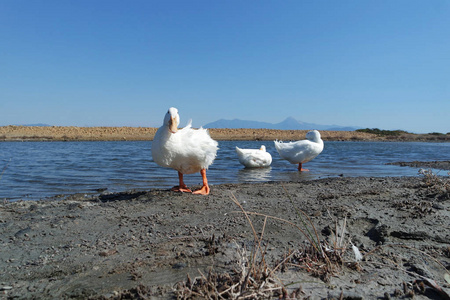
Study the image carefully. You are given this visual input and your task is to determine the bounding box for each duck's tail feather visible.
[184,119,192,129]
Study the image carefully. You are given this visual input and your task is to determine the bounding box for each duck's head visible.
[164,107,180,133]
[306,130,321,142]
[259,145,266,151]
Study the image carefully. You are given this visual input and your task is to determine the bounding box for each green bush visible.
[356,128,408,136]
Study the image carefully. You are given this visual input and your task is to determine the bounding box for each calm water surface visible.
[0,141,449,200]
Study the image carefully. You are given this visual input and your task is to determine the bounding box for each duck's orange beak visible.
[169,117,178,133]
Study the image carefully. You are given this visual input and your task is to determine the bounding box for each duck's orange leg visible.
[193,169,210,195]
[172,171,192,193]
[298,163,309,172]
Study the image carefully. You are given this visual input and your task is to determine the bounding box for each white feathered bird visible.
[235,145,272,168]
[151,107,218,195]
[274,130,324,171]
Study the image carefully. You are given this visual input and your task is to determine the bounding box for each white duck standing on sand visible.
[151,107,219,195]
[274,130,324,172]
[235,145,272,168]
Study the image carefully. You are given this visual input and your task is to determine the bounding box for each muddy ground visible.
[0,165,449,299]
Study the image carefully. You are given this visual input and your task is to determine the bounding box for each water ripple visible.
[0,140,448,200]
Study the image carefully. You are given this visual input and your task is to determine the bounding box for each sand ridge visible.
[1,126,449,141]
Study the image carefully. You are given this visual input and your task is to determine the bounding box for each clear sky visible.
[1,1,449,133]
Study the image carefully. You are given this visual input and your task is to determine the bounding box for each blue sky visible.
[1,1,449,133]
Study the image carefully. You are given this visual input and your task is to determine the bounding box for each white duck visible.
[151,107,218,195]
[274,130,324,171]
[235,145,272,168]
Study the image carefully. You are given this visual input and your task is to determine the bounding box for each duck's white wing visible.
[295,140,323,163]
[171,126,218,173]
[247,151,272,167]
[274,140,320,164]
[236,147,272,168]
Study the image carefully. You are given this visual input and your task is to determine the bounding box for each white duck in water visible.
[151,107,218,195]
[274,130,324,171]
[235,145,272,168]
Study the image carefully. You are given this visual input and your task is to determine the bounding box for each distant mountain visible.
[204,117,359,131]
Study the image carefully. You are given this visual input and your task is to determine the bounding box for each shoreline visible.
[1,125,449,142]
[2,161,449,203]
[1,175,449,299]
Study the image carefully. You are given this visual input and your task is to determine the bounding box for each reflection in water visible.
[237,167,272,182]
[237,166,318,183]
[278,169,318,182]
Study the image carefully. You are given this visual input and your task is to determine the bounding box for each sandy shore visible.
[1,126,449,141]
[1,163,449,299]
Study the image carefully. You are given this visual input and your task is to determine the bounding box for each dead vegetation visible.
[1,125,448,141]
[0,126,157,141]
[418,169,450,200]
[173,178,450,299]
[174,194,289,299]
[173,188,363,299]
[173,245,288,299]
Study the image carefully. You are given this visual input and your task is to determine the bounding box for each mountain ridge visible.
[204,117,359,131]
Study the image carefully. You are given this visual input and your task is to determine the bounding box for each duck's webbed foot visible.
[193,185,210,195]
[171,185,192,193]
[298,163,309,172]
[192,169,210,195]
[172,171,192,193]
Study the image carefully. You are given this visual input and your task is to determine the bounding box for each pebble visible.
[172,262,187,269]
[99,249,118,257]
[432,203,444,210]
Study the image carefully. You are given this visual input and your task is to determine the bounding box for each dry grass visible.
[208,128,376,141]
[0,126,157,141]
[272,187,361,282]
[173,245,289,299]
[2,125,447,141]
[418,169,450,200]
[173,188,363,299]
[174,194,289,299]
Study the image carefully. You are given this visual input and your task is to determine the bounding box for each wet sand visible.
[1,164,449,299]
[1,125,449,141]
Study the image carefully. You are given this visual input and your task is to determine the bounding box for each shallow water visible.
[0,140,449,200]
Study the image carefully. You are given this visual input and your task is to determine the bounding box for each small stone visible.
[172,262,187,269]
[432,203,444,210]
[99,249,117,257]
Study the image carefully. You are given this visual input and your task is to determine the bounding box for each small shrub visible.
[356,128,409,136]
[418,169,450,200]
